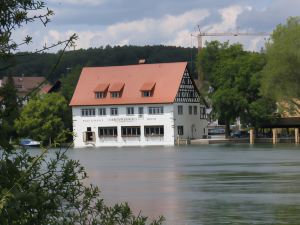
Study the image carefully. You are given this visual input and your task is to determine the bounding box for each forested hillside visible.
[0,45,198,81]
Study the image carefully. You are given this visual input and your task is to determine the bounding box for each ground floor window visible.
[145,126,164,136]
[177,126,184,135]
[98,127,117,137]
[121,126,141,136]
[83,127,96,142]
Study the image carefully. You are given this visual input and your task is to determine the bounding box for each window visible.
[142,91,151,97]
[145,126,164,136]
[111,92,120,98]
[110,108,118,116]
[98,108,106,116]
[81,108,95,116]
[16,85,23,89]
[178,105,183,115]
[84,127,95,142]
[98,127,117,137]
[194,106,197,115]
[200,107,206,119]
[126,107,134,115]
[177,126,184,135]
[121,126,141,136]
[189,106,193,115]
[138,107,144,115]
[95,92,105,99]
[148,107,164,114]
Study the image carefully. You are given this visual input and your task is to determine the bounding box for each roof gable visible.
[70,62,188,106]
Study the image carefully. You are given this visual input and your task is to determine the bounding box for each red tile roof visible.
[70,62,187,106]
[39,84,52,94]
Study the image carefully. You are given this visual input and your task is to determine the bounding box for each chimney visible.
[138,59,146,64]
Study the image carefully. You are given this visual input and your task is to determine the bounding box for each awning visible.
[140,82,156,91]
[109,83,125,92]
[94,83,109,92]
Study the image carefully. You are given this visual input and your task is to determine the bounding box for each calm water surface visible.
[65,144,300,225]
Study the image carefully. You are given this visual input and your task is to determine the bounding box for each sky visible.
[15,0,300,52]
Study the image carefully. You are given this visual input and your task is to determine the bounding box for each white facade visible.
[71,63,208,148]
[173,103,207,140]
[72,102,207,147]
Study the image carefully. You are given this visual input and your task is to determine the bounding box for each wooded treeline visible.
[0,45,198,81]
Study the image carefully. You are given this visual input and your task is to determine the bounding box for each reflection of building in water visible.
[70,62,208,147]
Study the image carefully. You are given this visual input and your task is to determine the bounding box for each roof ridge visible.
[83,61,187,69]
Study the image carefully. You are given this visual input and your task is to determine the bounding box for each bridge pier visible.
[249,128,254,144]
[272,128,278,144]
[295,128,299,144]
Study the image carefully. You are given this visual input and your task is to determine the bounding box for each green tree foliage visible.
[59,66,82,134]
[60,66,82,102]
[197,41,276,135]
[0,0,53,57]
[0,45,198,81]
[1,2,165,224]
[261,17,300,104]
[0,76,20,146]
[0,147,164,225]
[14,93,69,145]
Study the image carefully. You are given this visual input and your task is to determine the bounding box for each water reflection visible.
[66,144,300,225]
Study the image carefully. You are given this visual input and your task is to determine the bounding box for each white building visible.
[70,62,208,147]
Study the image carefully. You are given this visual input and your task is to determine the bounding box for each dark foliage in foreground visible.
[0,146,164,225]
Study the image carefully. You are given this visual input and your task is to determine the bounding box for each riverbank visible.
[191,136,297,145]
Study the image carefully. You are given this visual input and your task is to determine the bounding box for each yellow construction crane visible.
[194,25,270,51]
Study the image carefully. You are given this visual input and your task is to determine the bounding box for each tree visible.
[60,66,82,102]
[14,93,69,145]
[0,76,20,145]
[0,147,164,225]
[0,2,165,224]
[197,41,276,136]
[261,17,300,109]
[0,0,53,57]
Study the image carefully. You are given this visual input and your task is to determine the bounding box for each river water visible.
[65,144,300,225]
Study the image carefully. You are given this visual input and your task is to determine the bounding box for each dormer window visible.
[94,83,109,99]
[109,82,124,98]
[111,92,120,98]
[140,82,155,97]
[142,91,151,97]
[95,92,105,99]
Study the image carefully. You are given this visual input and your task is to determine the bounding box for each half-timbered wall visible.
[175,69,200,103]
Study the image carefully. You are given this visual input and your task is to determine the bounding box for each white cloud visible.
[39,8,210,49]
[48,0,106,6]
[204,5,250,32]
[14,2,278,52]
